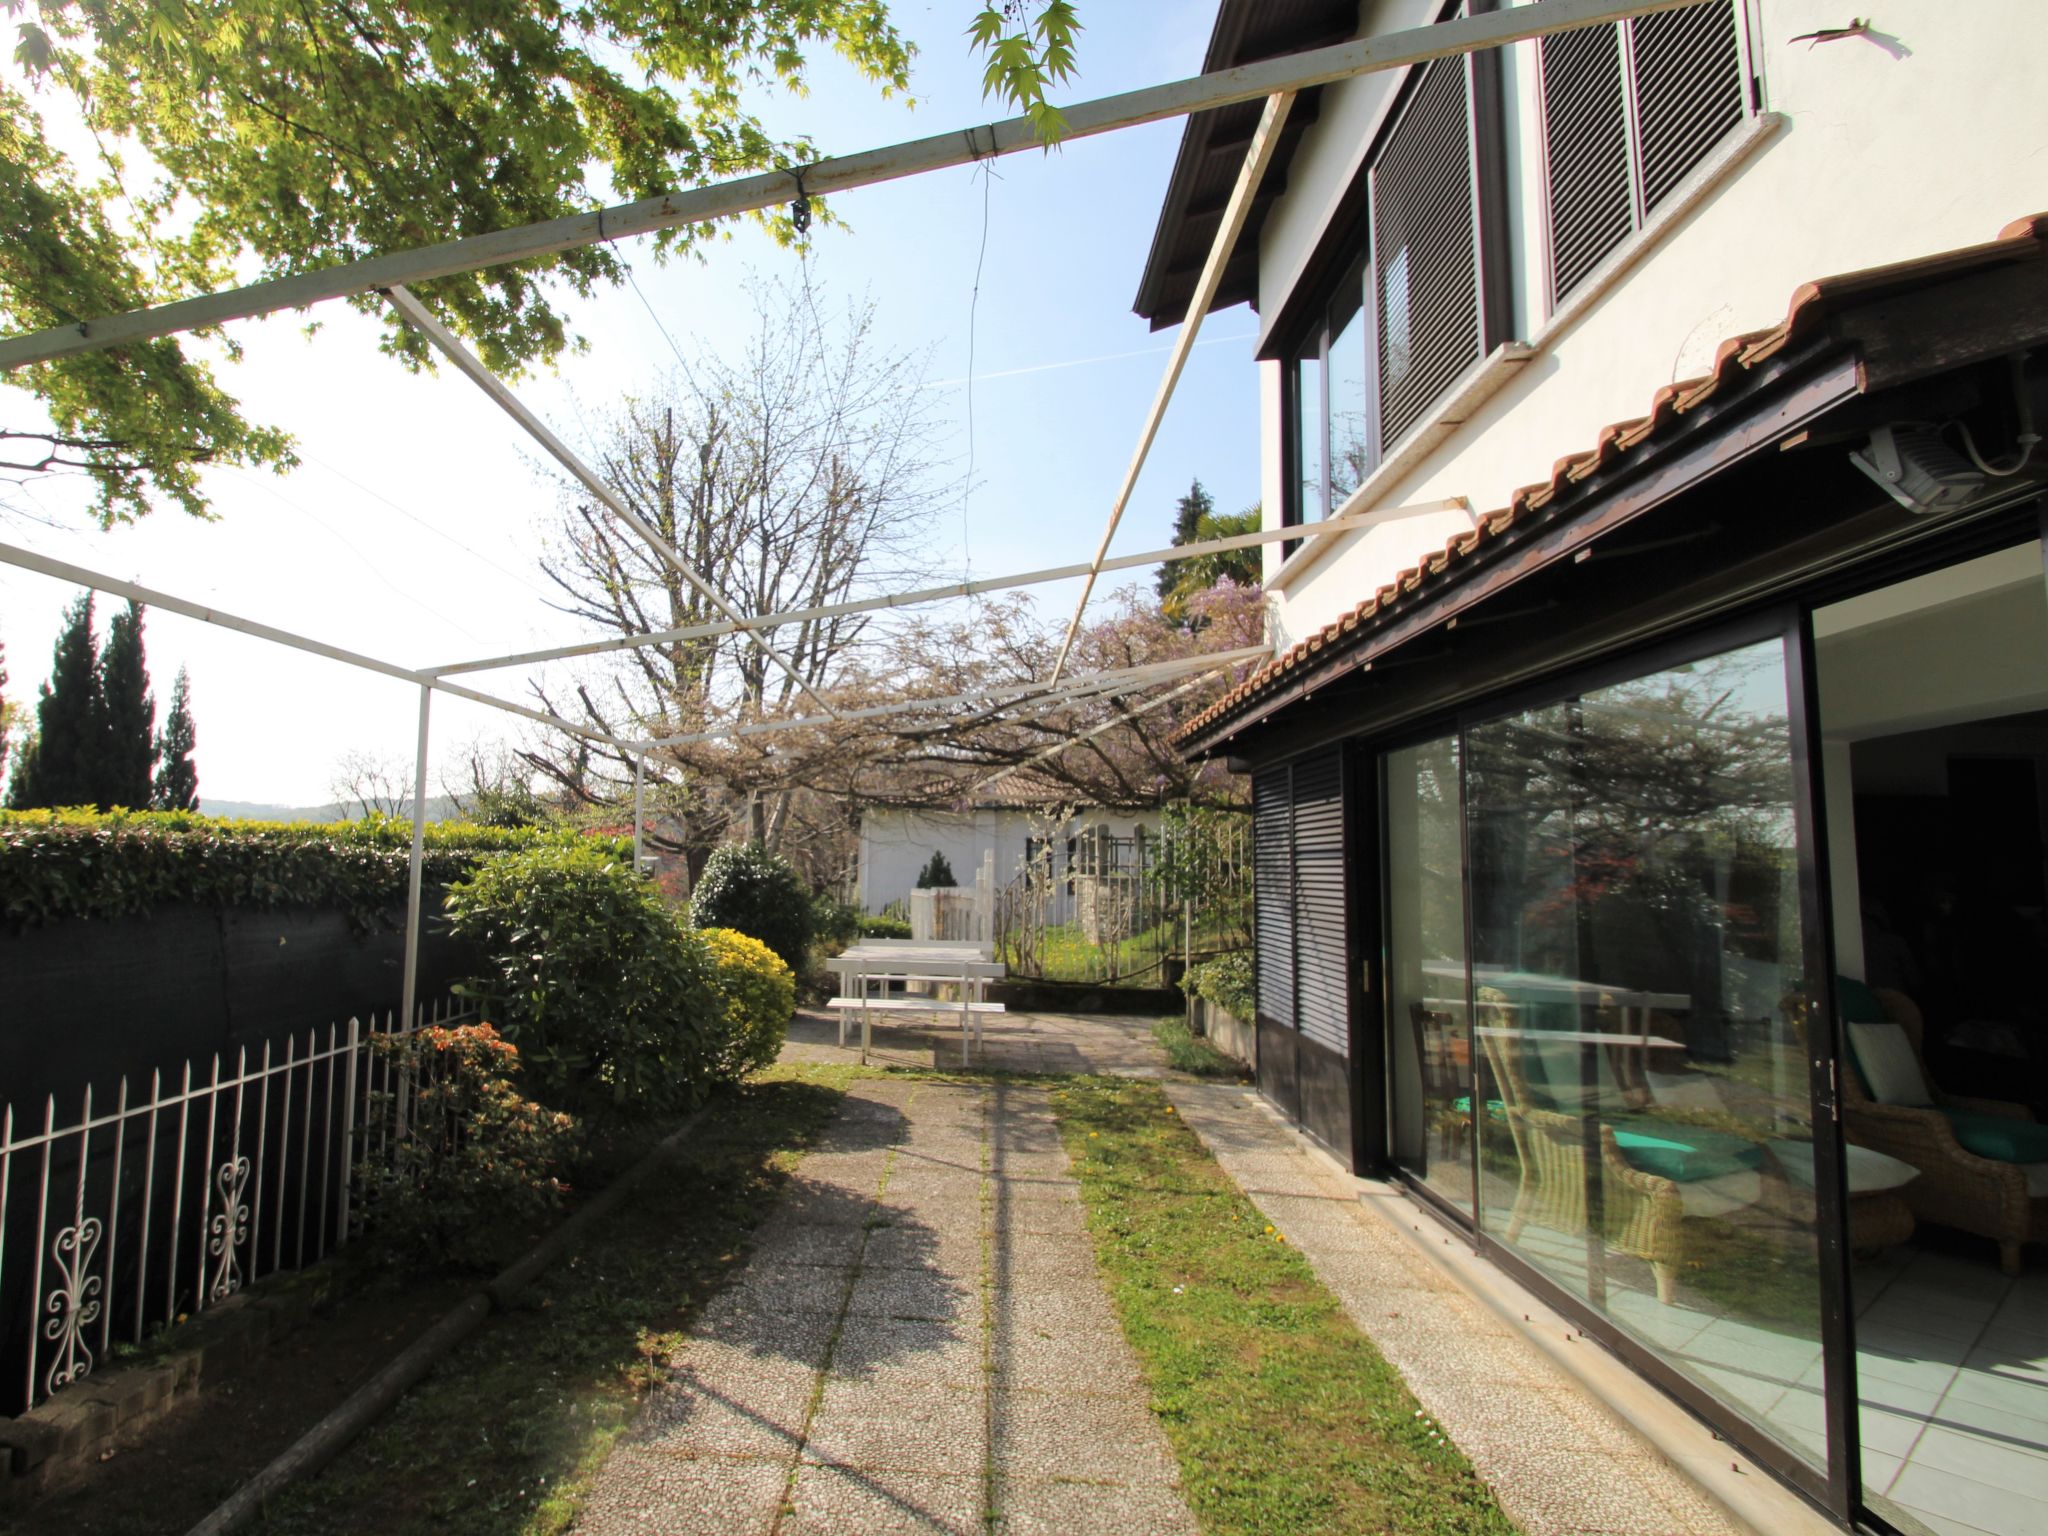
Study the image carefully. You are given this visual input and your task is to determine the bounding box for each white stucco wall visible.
[856,808,1164,913]
[1255,0,2048,645]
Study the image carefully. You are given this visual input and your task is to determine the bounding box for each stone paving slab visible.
[1164,1080,1751,1536]
[573,1077,1193,1536]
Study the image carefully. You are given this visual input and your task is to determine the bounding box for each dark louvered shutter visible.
[1630,2,1746,212]
[1291,752,1349,1056]
[1253,767,1295,1026]
[1371,55,1479,448]
[1541,23,1632,305]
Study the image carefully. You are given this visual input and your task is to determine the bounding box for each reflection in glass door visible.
[1386,735,1472,1213]
[1385,635,1832,1474]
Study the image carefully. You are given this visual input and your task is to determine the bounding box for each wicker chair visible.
[1845,987,2046,1277]
[1477,1014,1686,1303]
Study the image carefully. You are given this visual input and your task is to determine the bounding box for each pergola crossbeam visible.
[429,506,1403,678]
[0,1,1700,373]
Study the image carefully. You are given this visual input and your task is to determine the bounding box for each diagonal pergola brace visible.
[381,284,837,720]
[1048,88,1295,687]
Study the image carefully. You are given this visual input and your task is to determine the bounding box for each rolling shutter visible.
[1541,22,1632,305]
[1253,767,1295,1026]
[1631,1,1746,213]
[1291,751,1350,1056]
[1371,55,1479,448]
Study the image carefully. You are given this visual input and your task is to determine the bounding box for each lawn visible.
[1152,1013,1249,1077]
[1049,1077,1519,1536]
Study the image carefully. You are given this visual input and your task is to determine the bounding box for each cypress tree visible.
[7,592,102,809]
[153,668,200,811]
[98,600,157,808]
[1155,478,1215,606]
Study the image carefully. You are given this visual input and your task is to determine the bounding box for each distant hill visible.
[199,795,465,824]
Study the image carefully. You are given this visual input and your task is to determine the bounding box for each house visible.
[1142,4,2047,1533]
[855,776,1163,915]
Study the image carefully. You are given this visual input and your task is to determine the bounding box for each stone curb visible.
[0,1272,335,1503]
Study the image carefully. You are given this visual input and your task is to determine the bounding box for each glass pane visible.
[1465,637,1826,1468]
[1327,273,1371,508]
[1388,734,1472,1213]
[1813,544,2048,1536]
[1291,351,1325,524]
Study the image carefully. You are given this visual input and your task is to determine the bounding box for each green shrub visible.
[357,1022,579,1270]
[700,927,795,1079]
[444,844,722,1119]
[810,893,863,952]
[1184,950,1255,1020]
[689,842,814,972]
[0,807,625,931]
[859,914,913,939]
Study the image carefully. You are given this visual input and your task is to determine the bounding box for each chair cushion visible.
[1847,1021,1933,1107]
[2026,1163,2048,1199]
[1836,976,1889,1024]
[1611,1124,1766,1184]
[1769,1140,1920,1194]
[1942,1108,2048,1164]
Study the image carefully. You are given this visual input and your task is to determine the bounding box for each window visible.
[1283,5,1508,530]
[1540,1,1749,308]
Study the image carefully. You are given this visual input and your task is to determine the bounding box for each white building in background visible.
[855,777,1162,914]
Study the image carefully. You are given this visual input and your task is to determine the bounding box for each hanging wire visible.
[626,264,691,373]
[962,139,999,581]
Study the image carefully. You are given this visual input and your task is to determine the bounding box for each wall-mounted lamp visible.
[1848,424,1987,515]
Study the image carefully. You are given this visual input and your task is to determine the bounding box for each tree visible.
[6,590,102,809]
[5,4,1079,524]
[915,850,958,889]
[0,641,11,789]
[523,279,947,870]
[1155,479,1215,605]
[330,750,413,820]
[152,666,199,810]
[99,600,156,808]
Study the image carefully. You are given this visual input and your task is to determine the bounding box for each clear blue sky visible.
[0,3,1262,806]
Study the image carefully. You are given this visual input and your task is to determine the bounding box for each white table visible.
[825,942,1007,1065]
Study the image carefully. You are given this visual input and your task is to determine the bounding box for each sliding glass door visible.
[1384,631,1831,1475]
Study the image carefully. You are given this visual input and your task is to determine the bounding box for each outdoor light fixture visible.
[1848,423,1987,515]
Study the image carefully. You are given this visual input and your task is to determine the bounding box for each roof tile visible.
[1175,214,2048,747]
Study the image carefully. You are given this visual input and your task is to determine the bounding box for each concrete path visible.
[574,1076,1194,1536]
[1163,1080,1752,1536]
[780,1008,1172,1077]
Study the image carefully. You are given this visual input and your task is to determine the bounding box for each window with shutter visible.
[1371,55,1479,448]
[1540,1,1749,309]
[1253,767,1295,1026]
[1279,4,1508,532]
[1290,751,1349,1057]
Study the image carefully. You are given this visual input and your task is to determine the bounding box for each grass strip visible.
[1049,1078,1518,1536]
[258,1062,858,1536]
[1151,1015,1250,1078]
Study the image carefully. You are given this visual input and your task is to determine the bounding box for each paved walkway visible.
[1163,1080,1750,1536]
[574,1075,1193,1535]
[781,1006,1172,1077]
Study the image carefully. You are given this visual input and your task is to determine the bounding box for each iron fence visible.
[995,810,1253,985]
[0,995,474,1416]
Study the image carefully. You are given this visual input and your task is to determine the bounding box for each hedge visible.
[0,808,629,932]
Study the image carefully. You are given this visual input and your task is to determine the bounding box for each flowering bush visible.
[700,927,796,1080]
[357,1022,579,1269]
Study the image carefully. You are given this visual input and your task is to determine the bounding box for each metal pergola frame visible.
[0,1,1686,1031]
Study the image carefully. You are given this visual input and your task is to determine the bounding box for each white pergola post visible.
[399,683,433,1036]
[633,750,646,875]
